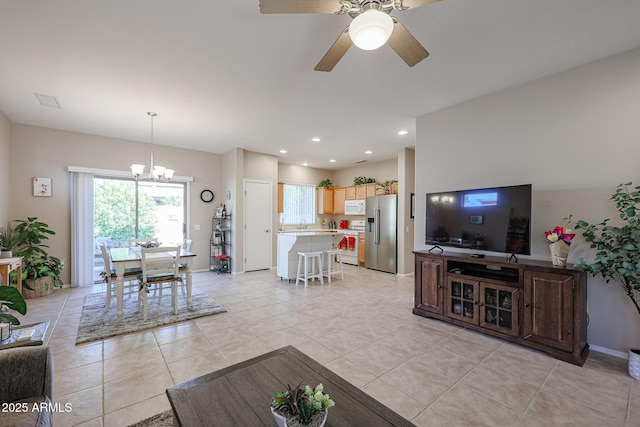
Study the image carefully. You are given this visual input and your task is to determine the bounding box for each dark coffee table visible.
[166,345,415,426]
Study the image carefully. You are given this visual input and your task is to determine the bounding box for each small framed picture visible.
[469,215,483,224]
[33,177,52,197]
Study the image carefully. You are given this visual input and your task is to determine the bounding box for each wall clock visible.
[200,189,214,203]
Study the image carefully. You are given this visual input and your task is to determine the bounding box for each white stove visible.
[338,220,364,265]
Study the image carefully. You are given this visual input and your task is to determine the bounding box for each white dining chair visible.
[100,243,140,312]
[137,245,182,321]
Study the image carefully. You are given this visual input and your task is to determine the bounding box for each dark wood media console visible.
[413,251,589,366]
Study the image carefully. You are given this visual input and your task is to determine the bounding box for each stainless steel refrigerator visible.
[365,194,397,273]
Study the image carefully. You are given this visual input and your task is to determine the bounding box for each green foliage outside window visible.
[94,180,158,244]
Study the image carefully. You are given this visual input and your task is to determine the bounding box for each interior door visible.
[244,180,273,271]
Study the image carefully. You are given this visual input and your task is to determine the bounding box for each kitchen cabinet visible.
[333,187,346,214]
[317,188,334,214]
[358,232,365,264]
[356,185,366,200]
[413,251,588,366]
[346,186,356,200]
[277,182,284,213]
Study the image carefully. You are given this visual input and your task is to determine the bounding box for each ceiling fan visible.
[259,0,441,72]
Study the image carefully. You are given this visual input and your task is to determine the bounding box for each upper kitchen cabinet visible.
[356,184,377,200]
[333,187,346,214]
[346,187,356,200]
[277,182,284,213]
[317,187,334,214]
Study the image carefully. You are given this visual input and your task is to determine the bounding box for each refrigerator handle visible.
[375,207,380,245]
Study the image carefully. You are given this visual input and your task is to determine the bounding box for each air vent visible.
[355,160,367,164]
[34,93,62,108]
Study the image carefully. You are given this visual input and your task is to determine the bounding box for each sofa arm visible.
[0,346,53,404]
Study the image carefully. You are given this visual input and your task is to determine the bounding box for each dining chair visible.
[99,243,140,311]
[137,245,182,321]
[182,239,192,251]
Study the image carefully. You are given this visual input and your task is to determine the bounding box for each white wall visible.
[415,47,640,354]
[398,148,415,275]
[332,159,397,187]
[0,112,10,226]
[10,124,223,283]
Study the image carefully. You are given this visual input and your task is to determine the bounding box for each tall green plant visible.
[566,182,640,316]
[12,217,63,288]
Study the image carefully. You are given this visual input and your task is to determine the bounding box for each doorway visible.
[243,180,272,271]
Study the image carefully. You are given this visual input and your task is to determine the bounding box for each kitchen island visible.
[277,230,343,281]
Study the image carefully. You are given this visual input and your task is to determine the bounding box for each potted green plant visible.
[0,286,27,325]
[376,179,397,194]
[271,382,335,427]
[318,179,333,188]
[0,226,18,258]
[12,217,63,298]
[566,182,640,380]
[353,176,376,186]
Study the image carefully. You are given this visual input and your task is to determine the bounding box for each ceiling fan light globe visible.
[349,9,394,51]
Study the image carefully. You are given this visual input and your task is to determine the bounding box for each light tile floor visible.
[14,266,640,426]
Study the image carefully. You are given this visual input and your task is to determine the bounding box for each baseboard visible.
[589,344,628,360]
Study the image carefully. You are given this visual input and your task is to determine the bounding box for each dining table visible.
[109,247,196,319]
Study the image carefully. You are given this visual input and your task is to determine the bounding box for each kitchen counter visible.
[277,229,341,236]
[277,231,344,281]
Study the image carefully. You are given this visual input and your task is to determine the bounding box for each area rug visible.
[127,410,173,427]
[75,286,226,344]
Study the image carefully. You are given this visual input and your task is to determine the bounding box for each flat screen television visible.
[425,184,532,255]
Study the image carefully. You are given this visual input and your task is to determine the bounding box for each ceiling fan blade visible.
[259,0,343,14]
[399,0,442,9]
[388,18,429,67]
[314,27,352,72]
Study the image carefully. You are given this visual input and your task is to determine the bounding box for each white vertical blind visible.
[70,172,94,287]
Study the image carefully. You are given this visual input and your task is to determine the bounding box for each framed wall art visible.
[33,177,52,197]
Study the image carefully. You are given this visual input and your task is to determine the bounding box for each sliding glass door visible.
[93,177,186,281]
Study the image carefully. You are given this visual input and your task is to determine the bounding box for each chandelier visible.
[130,112,174,182]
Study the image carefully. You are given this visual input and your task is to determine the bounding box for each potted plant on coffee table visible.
[271,382,335,427]
[11,217,63,299]
[566,182,640,380]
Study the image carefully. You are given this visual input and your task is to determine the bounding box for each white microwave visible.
[344,199,365,215]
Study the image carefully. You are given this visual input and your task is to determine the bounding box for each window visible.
[93,177,186,281]
[282,184,316,225]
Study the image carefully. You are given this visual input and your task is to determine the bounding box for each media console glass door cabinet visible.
[413,251,589,366]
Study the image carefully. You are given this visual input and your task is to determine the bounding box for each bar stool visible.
[296,251,324,287]
[323,249,344,283]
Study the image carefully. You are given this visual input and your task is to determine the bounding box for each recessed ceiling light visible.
[34,93,62,109]
[311,137,321,142]
[398,130,409,135]
[303,162,309,166]
[329,159,336,163]
[280,149,287,154]
[365,150,372,154]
